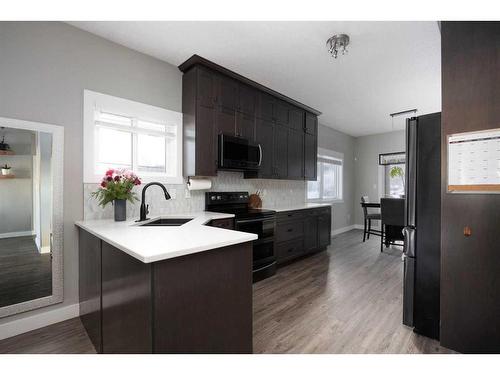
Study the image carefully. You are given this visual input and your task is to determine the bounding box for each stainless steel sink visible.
[139,218,193,226]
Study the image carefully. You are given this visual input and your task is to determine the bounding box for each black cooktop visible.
[205,192,275,220]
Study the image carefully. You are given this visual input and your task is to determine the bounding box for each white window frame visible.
[83,90,183,184]
[307,147,344,203]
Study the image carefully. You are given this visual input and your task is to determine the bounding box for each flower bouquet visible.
[92,169,141,221]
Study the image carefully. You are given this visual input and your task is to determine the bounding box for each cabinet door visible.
[216,75,238,112]
[197,68,216,109]
[305,113,317,135]
[273,100,289,126]
[238,84,256,116]
[196,104,218,176]
[255,118,274,178]
[257,93,275,121]
[289,108,305,131]
[215,107,236,136]
[287,129,304,179]
[304,132,317,181]
[304,214,319,252]
[79,229,102,353]
[318,214,331,248]
[236,112,255,140]
[274,124,288,178]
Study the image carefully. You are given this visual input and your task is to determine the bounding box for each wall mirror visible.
[0,117,64,318]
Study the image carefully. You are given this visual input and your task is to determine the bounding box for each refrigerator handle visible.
[405,118,417,227]
[403,226,415,258]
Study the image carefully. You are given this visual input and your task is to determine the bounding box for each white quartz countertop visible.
[264,202,332,212]
[76,211,257,264]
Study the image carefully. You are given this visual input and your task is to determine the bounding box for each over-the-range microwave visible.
[218,134,262,171]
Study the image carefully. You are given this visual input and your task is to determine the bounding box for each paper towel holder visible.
[187,176,212,191]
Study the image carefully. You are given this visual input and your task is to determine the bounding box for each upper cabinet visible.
[179,55,321,179]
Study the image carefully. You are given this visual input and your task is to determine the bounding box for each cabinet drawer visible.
[209,218,234,230]
[276,220,304,242]
[277,210,305,222]
[276,239,304,263]
[312,207,331,217]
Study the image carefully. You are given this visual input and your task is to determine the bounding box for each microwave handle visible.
[258,144,262,166]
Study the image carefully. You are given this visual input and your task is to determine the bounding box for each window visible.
[385,164,406,197]
[307,150,343,202]
[84,90,183,184]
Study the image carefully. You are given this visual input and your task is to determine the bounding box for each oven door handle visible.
[253,261,277,273]
[258,143,262,167]
[236,217,274,224]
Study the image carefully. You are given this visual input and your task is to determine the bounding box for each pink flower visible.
[134,178,141,186]
[106,176,113,182]
[100,181,107,188]
[114,175,121,182]
[105,169,114,177]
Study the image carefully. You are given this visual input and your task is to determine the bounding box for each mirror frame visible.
[0,117,64,318]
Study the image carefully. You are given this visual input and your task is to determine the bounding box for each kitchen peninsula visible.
[76,212,257,354]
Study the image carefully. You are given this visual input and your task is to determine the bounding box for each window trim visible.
[83,90,183,184]
[307,148,344,203]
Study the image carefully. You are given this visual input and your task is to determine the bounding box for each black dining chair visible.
[380,198,405,252]
[360,196,381,242]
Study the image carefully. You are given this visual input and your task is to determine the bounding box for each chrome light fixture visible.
[326,34,350,59]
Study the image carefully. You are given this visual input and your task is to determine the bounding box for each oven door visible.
[235,217,275,266]
[218,134,262,171]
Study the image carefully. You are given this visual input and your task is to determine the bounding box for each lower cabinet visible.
[275,206,332,265]
[78,227,252,354]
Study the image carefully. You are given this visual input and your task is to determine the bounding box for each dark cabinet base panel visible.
[79,228,253,354]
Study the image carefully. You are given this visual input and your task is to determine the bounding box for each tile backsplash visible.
[83,171,306,220]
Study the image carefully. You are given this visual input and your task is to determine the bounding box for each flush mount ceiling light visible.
[326,34,350,59]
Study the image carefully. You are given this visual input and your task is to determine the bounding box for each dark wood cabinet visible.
[289,108,305,131]
[304,132,317,181]
[197,67,216,109]
[216,74,238,112]
[274,124,288,178]
[275,206,332,265]
[255,118,275,178]
[78,228,102,353]
[304,214,319,252]
[257,93,275,121]
[238,84,256,116]
[287,129,304,180]
[305,112,317,135]
[79,228,253,354]
[183,67,217,176]
[236,111,255,140]
[180,55,321,180]
[273,100,289,126]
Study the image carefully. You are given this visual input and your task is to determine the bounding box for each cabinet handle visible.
[287,228,293,232]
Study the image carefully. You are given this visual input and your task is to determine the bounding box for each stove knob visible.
[217,195,221,200]
[211,196,216,200]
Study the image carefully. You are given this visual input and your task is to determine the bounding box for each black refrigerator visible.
[402,112,441,340]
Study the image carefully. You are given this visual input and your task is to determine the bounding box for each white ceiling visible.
[68,21,441,137]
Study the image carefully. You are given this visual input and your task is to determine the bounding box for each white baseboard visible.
[0,303,79,341]
[0,230,34,239]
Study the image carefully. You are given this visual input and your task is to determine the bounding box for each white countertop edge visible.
[75,212,257,263]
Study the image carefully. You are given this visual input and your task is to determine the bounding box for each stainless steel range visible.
[205,192,276,282]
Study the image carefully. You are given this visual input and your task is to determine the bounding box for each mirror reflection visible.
[0,126,53,308]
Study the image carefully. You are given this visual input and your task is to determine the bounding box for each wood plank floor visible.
[0,230,454,354]
[253,230,454,353]
[0,236,52,308]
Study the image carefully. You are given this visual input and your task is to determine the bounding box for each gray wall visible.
[0,21,182,324]
[317,124,356,231]
[353,130,406,225]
